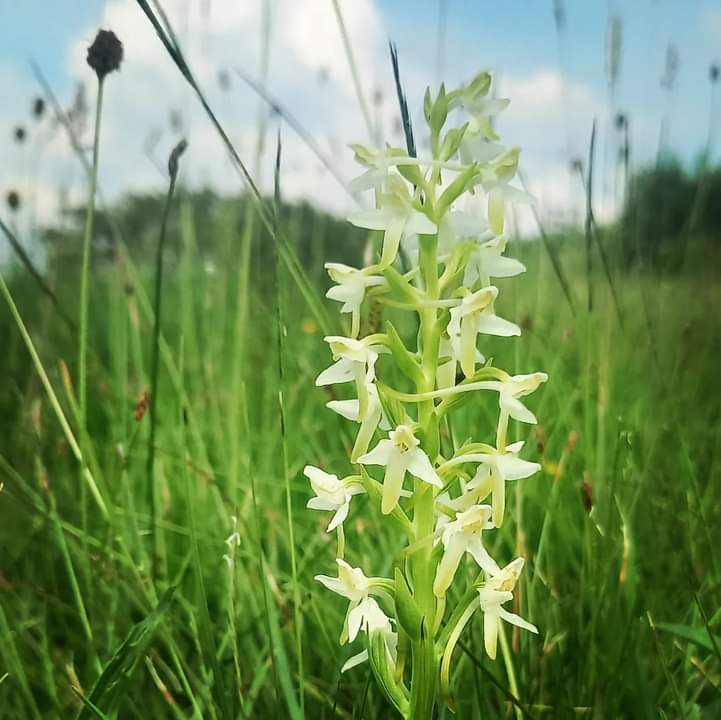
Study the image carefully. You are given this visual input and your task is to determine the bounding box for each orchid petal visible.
[358,439,395,467]
[315,575,346,597]
[488,187,505,235]
[347,601,365,643]
[347,207,393,231]
[326,399,360,422]
[475,314,521,337]
[327,500,350,532]
[494,454,540,481]
[433,532,467,597]
[467,536,501,576]
[482,254,526,278]
[498,607,539,634]
[307,498,337,512]
[483,610,500,659]
[341,650,369,673]
[316,358,355,386]
[406,447,443,487]
[405,209,437,236]
[381,450,406,514]
[500,393,537,424]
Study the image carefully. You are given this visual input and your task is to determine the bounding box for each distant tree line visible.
[43,189,367,279]
[620,159,721,268]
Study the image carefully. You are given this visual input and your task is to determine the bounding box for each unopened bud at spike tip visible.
[87,29,123,81]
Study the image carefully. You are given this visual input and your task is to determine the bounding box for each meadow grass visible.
[0,188,719,718]
[1,4,721,717]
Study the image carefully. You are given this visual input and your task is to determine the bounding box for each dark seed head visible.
[711,64,720,84]
[6,190,21,212]
[86,29,123,80]
[32,97,46,119]
[614,112,627,130]
[13,126,26,144]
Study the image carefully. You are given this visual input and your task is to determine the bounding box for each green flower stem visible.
[78,78,103,435]
[409,233,442,720]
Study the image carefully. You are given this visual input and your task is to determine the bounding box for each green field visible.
[2,6,721,719]
[1,183,720,718]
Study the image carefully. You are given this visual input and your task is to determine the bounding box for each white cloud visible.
[55,0,388,217]
[493,68,626,233]
[282,0,384,95]
[1,3,610,244]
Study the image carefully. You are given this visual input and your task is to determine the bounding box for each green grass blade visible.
[77,587,176,720]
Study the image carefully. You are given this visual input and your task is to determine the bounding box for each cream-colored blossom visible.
[478,558,538,660]
[358,424,442,514]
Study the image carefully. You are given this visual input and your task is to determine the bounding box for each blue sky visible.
[1,0,720,233]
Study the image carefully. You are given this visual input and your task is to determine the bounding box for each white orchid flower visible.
[348,175,437,268]
[463,235,526,287]
[325,262,385,337]
[348,144,427,193]
[358,424,442,514]
[316,336,385,420]
[315,559,387,643]
[341,597,398,673]
[448,70,510,144]
[483,372,548,425]
[437,209,490,255]
[449,440,541,527]
[327,380,390,462]
[447,286,521,378]
[304,466,365,532]
[476,148,534,235]
[478,557,537,660]
[436,336,485,390]
[460,132,507,165]
[433,504,499,597]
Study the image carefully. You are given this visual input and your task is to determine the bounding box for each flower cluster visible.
[305,71,546,718]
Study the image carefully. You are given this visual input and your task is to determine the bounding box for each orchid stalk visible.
[307,71,546,718]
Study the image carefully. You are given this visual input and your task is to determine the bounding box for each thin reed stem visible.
[331,0,375,141]
[146,139,186,576]
[273,134,306,714]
